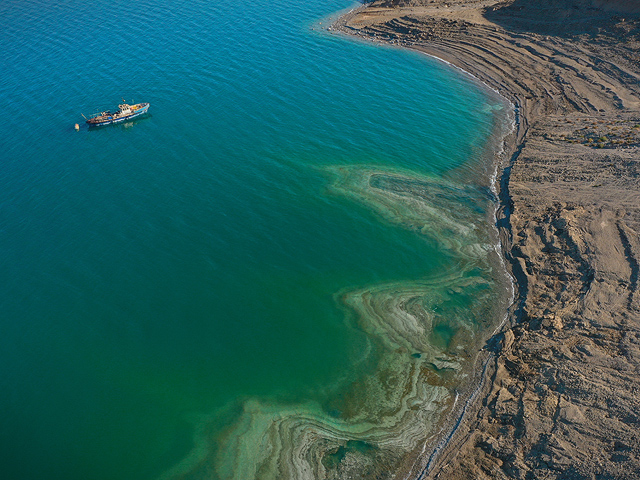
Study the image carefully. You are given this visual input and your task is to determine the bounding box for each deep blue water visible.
[0,1,510,479]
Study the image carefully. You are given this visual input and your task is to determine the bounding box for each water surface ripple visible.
[0,0,511,479]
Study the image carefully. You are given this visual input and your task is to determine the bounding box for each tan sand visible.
[335,1,640,478]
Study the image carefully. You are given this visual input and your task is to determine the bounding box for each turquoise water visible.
[0,1,511,479]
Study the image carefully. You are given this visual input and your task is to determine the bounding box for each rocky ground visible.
[336,1,640,478]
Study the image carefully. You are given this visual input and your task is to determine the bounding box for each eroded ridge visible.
[435,115,640,479]
[337,0,640,120]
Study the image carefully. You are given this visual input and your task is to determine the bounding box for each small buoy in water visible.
[74,123,80,131]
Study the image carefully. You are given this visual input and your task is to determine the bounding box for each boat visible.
[85,101,150,126]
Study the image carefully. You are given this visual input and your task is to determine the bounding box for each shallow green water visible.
[0,0,511,478]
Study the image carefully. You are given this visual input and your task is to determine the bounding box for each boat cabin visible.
[118,104,132,115]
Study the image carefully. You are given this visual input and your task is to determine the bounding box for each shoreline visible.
[333,4,530,477]
[334,1,640,478]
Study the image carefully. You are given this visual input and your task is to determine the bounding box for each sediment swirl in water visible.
[160,166,506,480]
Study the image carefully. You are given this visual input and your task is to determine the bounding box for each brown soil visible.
[335,1,640,478]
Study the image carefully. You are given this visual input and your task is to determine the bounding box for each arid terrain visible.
[336,1,640,478]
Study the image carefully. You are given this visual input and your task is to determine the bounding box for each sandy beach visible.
[335,1,640,478]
